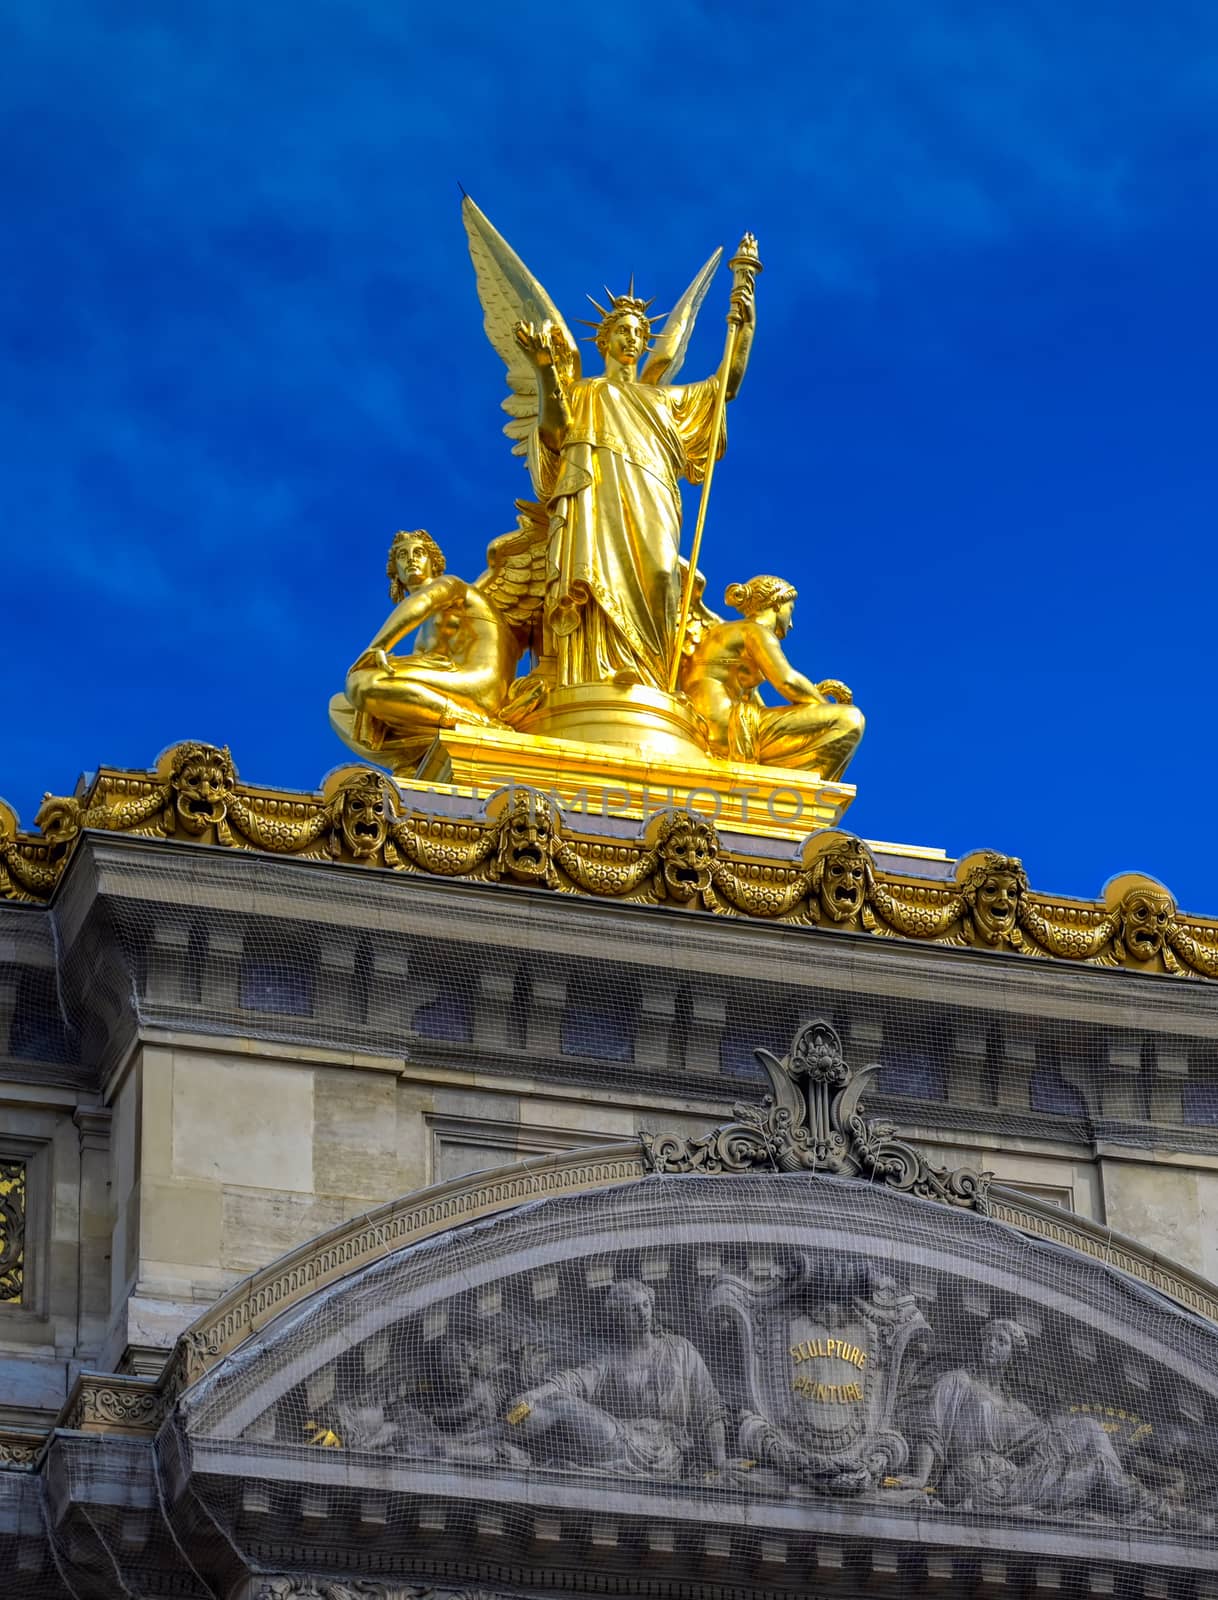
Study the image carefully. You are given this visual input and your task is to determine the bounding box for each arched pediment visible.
[166,1169,1218,1594]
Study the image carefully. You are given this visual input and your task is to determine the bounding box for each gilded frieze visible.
[3,742,1217,983]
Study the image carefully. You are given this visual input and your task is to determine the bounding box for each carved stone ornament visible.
[181,1172,1217,1538]
[0,1160,25,1303]
[0,1431,39,1469]
[710,1258,930,1493]
[62,1374,163,1434]
[643,1019,991,1210]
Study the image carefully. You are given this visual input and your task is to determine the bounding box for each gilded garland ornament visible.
[5,744,1218,986]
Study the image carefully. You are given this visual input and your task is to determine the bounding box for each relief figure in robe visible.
[328,1333,529,1467]
[505,1279,732,1480]
[898,1319,1184,1525]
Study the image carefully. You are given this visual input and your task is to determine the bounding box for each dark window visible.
[413,988,472,1043]
[560,975,637,1062]
[1030,1068,1087,1118]
[1182,1082,1218,1126]
[8,970,72,1061]
[183,923,207,1004]
[719,1004,795,1083]
[720,1031,765,1082]
[239,960,313,1016]
[876,1050,946,1101]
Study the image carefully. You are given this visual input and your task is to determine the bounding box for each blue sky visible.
[4,3,1217,909]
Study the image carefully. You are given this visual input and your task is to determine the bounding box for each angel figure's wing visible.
[641,247,722,385]
[476,499,550,648]
[463,197,580,496]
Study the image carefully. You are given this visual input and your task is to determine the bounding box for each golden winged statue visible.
[329,201,863,799]
[462,196,755,698]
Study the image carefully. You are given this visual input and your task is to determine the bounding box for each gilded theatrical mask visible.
[808,837,873,926]
[1118,887,1175,963]
[960,852,1027,946]
[168,743,236,836]
[333,772,393,860]
[495,789,555,885]
[655,811,717,902]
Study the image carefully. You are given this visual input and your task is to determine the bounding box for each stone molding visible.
[988,1186,1218,1324]
[245,1583,509,1600]
[223,1555,1202,1600]
[34,1412,1218,1600]
[71,1105,111,1151]
[163,1145,648,1395]
[66,833,1218,1040]
[0,1425,42,1469]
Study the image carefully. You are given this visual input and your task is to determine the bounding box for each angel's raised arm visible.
[513,319,572,452]
[463,198,581,490]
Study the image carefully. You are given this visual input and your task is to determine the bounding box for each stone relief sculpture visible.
[710,1259,929,1497]
[503,1279,736,1480]
[332,1333,530,1469]
[269,1260,1206,1534]
[894,1318,1206,1530]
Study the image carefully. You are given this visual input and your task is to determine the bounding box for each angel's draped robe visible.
[545,373,723,690]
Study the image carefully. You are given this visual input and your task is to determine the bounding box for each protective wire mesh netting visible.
[173,1172,1218,1589]
[37,1433,216,1600]
[0,1469,70,1600]
[15,847,1218,1154]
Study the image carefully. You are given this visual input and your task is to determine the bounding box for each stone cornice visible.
[4,742,1218,984]
[52,832,1218,1039]
[163,1143,649,1395]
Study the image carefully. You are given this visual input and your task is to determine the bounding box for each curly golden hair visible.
[724,575,798,618]
[387,529,446,601]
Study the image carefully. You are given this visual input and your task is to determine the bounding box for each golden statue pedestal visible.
[516,683,710,763]
[415,684,855,844]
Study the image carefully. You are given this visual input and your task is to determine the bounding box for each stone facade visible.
[1,818,1218,1596]
[3,828,1218,1421]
